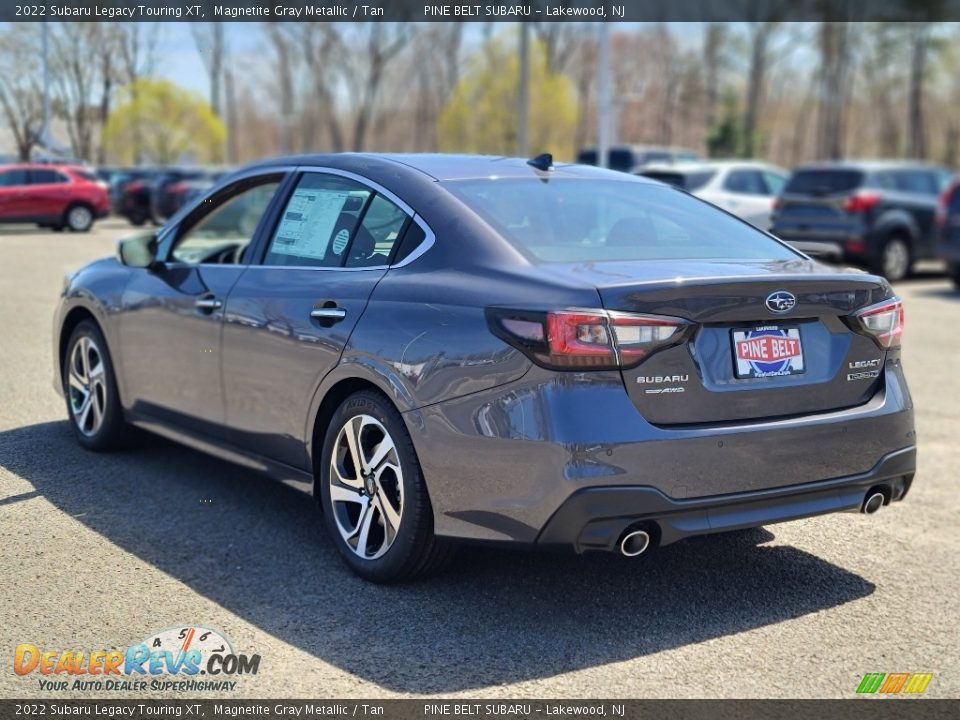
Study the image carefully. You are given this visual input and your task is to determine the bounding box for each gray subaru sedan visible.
[53,154,915,583]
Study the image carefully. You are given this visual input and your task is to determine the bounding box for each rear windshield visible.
[445,179,798,263]
[785,170,863,195]
[640,170,715,191]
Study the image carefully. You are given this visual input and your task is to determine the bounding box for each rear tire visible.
[950,262,960,291]
[318,390,455,583]
[64,203,94,232]
[870,233,912,282]
[63,321,129,451]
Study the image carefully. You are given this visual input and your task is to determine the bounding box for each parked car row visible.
[108,166,227,226]
[588,148,955,282]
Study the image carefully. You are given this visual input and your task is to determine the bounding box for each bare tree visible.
[191,24,225,116]
[702,23,730,135]
[339,24,410,151]
[0,26,42,160]
[299,24,345,152]
[907,23,934,159]
[816,22,860,160]
[49,23,104,161]
[115,23,158,163]
[264,23,299,154]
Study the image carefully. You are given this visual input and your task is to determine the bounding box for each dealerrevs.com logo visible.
[14,626,260,693]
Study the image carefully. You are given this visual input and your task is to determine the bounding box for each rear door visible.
[221,170,412,470]
[28,168,71,220]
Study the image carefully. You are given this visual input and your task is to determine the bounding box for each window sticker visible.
[272,188,350,259]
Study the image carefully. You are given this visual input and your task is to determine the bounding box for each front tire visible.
[63,321,128,450]
[318,390,454,583]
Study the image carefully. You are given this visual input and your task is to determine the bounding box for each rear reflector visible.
[487,308,689,370]
[853,297,904,349]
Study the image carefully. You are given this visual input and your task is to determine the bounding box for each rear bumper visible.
[411,363,915,546]
[537,445,915,553]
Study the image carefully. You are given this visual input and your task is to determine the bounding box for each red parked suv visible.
[0,163,109,232]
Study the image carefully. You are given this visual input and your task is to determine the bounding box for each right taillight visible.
[854,297,904,349]
[487,308,690,370]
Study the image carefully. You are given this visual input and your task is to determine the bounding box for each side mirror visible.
[118,232,160,270]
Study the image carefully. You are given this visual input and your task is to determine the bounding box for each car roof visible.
[244,152,664,183]
[640,160,783,173]
[793,159,949,172]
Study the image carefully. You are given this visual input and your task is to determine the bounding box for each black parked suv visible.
[770,161,952,281]
[937,177,960,289]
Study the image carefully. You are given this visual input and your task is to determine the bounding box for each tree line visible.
[2,21,958,168]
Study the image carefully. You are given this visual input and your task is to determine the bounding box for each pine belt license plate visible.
[732,326,805,378]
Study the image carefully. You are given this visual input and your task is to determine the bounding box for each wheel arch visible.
[58,306,100,382]
[309,376,392,500]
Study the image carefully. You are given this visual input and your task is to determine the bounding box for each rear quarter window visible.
[785,170,863,195]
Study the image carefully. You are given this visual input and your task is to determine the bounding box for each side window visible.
[0,169,28,187]
[871,172,896,190]
[724,170,767,195]
[893,170,937,195]
[345,194,408,268]
[264,173,371,268]
[762,172,787,195]
[30,169,68,184]
[170,178,281,265]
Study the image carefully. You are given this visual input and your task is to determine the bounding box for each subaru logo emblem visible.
[765,291,796,314]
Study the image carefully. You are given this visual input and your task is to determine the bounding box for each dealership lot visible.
[0,219,957,699]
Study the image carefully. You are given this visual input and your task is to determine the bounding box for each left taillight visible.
[853,297,904,349]
[486,308,690,370]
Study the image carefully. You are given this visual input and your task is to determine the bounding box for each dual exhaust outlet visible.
[618,487,888,556]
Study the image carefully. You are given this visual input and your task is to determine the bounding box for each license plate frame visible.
[731,325,805,379]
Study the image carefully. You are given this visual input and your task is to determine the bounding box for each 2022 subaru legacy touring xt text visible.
[53,154,916,582]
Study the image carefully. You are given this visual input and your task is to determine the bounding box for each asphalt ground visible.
[0,218,957,699]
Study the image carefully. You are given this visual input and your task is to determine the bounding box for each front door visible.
[117,175,284,437]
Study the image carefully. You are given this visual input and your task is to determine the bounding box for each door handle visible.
[195,297,223,311]
[310,307,347,321]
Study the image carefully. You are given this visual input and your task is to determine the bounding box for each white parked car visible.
[636,161,788,230]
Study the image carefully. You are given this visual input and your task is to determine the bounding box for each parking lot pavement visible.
[0,219,957,699]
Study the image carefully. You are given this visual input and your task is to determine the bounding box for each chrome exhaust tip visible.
[862,491,885,515]
[619,529,651,557]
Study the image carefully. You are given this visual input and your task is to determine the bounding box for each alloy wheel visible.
[68,206,93,231]
[68,336,107,437]
[883,238,910,281]
[328,414,404,560]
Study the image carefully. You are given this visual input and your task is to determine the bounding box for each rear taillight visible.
[853,297,904,349]
[936,183,957,227]
[772,196,783,211]
[843,191,881,214]
[126,180,143,192]
[487,308,690,370]
[169,181,188,195]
